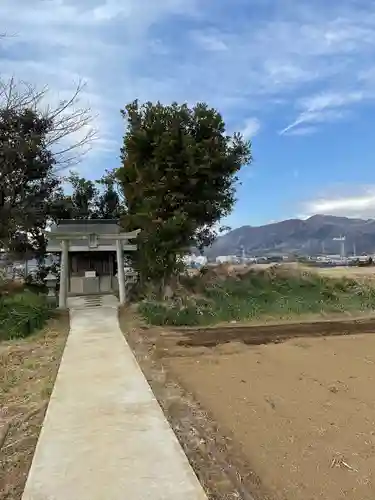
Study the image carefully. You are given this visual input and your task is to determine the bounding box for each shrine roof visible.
[49,219,121,235]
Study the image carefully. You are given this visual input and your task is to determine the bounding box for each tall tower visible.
[240,245,246,264]
[333,236,346,259]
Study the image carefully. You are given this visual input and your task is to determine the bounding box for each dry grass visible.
[316,266,375,280]
[0,312,69,500]
[237,263,375,285]
[208,263,375,279]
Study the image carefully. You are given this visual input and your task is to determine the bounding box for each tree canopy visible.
[117,100,252,287]
[0,106,124,260]
[0,92,252,293]
[0,107,59,259]
[50,170,126,222]
[0,78,96,169]
[0,51,96,260]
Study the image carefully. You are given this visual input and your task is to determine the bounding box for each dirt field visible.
[0,313,69,500]
[166,332,375,500]
[121,310,375,500]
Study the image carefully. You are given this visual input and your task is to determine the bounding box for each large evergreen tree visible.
[0,108,59,259]
[117,100,252,288]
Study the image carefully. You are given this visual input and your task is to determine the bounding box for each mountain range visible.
[206,215,375,258]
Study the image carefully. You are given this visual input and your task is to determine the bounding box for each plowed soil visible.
[163,317,375,349]
[163,321,375,500]
[120,314,375,499]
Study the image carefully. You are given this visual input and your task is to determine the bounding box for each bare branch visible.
[0,77,97,170]
[0,77,47,110]
[0,32,17,41]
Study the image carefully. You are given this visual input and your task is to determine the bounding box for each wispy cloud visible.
[0,0,201,170]
[280,90,367,134]
[284,126,318,136]
[2,0,375,171]
[302,185,375,219]
[190,30,228,52]
[241,117,261,139]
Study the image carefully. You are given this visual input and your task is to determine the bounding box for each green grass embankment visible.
[140,266,375,326]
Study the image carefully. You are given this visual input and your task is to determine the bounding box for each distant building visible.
[182,254,208,268]
[215,255,239,264]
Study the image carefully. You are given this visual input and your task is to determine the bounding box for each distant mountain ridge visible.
[206,215,375,258]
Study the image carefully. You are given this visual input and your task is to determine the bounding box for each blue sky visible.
[1,0,375,229]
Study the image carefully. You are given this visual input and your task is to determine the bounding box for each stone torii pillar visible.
[116,239,126,305]
[59,239,69,309]
[114,230,140,306]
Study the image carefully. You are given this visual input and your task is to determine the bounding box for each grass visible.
[316,266,375,280]
[0,312,69,499]
[0,290,52,341]
[139,265,375,326]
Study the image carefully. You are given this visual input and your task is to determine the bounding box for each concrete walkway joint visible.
[22,296,207,499]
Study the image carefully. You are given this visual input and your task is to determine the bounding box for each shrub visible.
[0,291,51,341]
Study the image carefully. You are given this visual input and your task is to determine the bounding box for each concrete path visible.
[22,296,207,500]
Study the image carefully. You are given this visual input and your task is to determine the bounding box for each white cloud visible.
[301,91,365,111]
[0,0,200,170]
[240,117,261,139]
[191,31,228,52]
[302,186,375,219]
[280,90,366,134]
[2,0,375,170]
[284,126,318,136]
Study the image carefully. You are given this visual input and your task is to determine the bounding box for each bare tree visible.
[0,77,97,169]
[1,31,96,168]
